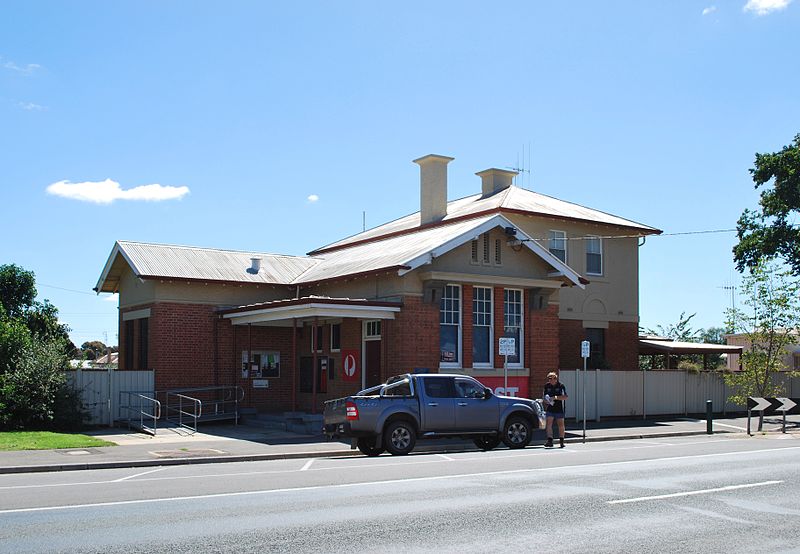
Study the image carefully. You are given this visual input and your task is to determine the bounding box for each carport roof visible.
[638,339,743,355]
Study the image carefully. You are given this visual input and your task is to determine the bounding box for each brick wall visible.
[386,295,439,374]
[559,319,639,370]
[529,303,560,396]
[607,321,639,370]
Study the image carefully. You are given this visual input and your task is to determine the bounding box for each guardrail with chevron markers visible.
[747,396,799,435]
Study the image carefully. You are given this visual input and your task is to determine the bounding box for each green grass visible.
[0,431,117,451]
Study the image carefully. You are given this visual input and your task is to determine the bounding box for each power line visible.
[523,228,737,242]
[37,283,98,296]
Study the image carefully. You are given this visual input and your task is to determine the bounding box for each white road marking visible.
[113,468,166,482]
[300,459,314,471]
[607,480,783,505]
[675,504,757,525]
[0,447,797,515]
[0,438,775,491]
[713,422,748,431]
[436,454,455,461]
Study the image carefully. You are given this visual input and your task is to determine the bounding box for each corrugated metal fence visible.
[560,369,800,420]
[65,369,154,425]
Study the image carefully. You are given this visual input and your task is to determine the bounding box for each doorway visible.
[363,320,382,388]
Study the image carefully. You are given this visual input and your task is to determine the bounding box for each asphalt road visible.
[1,435,799,553]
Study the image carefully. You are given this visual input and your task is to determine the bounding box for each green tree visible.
[80,340,107,361]
[0,264,84,430]
[646,312,700,342]
[699,326,727,370]
[0,264,36,319]
[724,263,800,430]
[734,134,800,275]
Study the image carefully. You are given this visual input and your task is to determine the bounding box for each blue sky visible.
[2,1,798,347]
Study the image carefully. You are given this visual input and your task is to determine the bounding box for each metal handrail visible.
[119,391,161,436]
[163,386,244,433]
[165,392,202,434]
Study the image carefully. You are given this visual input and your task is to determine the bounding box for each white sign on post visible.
[499,338,516,356]
[581,340,590,359]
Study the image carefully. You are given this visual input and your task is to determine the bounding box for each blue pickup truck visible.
[323,373,546,456]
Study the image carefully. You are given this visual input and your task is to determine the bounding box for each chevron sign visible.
[747,397,799,414]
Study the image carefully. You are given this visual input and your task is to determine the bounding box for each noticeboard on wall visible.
[242,350,280,378]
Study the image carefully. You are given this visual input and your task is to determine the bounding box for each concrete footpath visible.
[0,414,795,475]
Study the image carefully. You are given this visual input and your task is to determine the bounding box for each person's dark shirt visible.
[543,381,567,413]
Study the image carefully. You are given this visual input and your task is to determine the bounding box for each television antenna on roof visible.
[506,142,532,189]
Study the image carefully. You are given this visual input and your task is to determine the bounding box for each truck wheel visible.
[473,434,500,451]
[384,421,416,455]
[357,438,385,457]
[502,416,531,449]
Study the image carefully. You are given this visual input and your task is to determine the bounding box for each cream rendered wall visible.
[426,227,556,281]
[118,267,157,309]
[506,214,640,324]
[304,273,415,301]
[117,265,292,310]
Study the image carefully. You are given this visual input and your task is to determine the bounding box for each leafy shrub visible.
[0,339,85,431]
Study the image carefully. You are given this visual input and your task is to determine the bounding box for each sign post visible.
[580,340,590,443]
[498,338,516,393]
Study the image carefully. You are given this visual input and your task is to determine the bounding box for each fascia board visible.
[94,242,140,293]
[223,303,401,324]
[518,232,585,288]
[396,213,584,288]
[397,215,499,276]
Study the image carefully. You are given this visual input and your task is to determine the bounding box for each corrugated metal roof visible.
[311,185,660,254]
[639,339,743,355]
[289,216,496,284]
[96,216,584,291]
[105,241,320,287]
[289,213,583,287]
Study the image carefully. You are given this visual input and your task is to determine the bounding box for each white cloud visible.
[1,57,41,75]
[743,0,792,15]
[104,293,119,303]
[46,179,190,204]
[702,6,717,15]
[18,101,46,111]
[307,194,319,203]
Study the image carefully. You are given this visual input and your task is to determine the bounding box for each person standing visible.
[543,371,568,448]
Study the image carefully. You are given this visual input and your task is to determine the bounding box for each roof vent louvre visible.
[248,257,262,274]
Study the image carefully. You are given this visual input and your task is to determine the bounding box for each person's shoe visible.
[544,438,553,448]
[559,438,565,448]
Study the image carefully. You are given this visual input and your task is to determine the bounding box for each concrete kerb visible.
[0,428,732,475]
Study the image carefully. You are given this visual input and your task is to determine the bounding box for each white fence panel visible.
[558,369,800,419]
[65,369,154,425]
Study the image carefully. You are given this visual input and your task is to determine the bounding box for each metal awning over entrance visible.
[220,296,402,325]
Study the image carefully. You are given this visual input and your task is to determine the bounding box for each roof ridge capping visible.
[117,239,316,259]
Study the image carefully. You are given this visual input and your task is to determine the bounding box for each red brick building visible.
[95,154,660,413]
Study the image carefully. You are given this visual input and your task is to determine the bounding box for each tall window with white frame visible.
[549,230,567,263]
[472,286,493,367]
[503,289,523,365]
[586,236,602,275]
[440,284,461,366]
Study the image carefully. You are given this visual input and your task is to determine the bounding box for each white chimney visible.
[248,257,262,274]
[476,168,517,196]
[413,154,454,225]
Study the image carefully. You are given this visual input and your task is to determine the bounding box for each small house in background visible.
[91,351,119,369]
[725,331,800,372]
[95,154,661,414]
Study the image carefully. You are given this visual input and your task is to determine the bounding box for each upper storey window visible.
[549,230,567,263]
[586,236,602,275]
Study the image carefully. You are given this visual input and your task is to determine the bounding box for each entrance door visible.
[365,340,381,388]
